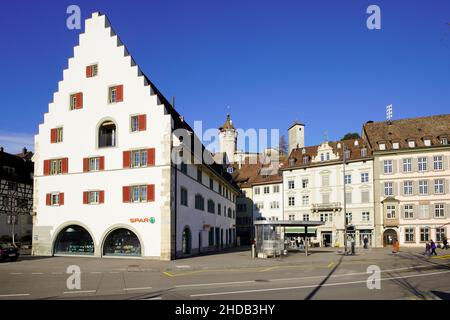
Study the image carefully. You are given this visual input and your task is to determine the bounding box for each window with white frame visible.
[379,143,386,150]
[392,142,399,149]
[89,157,100,171]
[383,160,393,174]
[418,157,427,171]
[404,204,414,219]
[322,193,330,204]
[270,201,280,209]
[361,172,369,183]
[418,204,429,219]
[441,137,448,145]
[320,213,332,222]
[434,204,445,218]
[384,182,393,196]
[361,190,369,203]
[326,152,330,161]
[418,180,428,195]
[320,153,324,161]
[88,191,100,204]
[345,192,352,204]
[50,159,63,175]
[263,186,270,194]
[302,195,309,206]
[433,155,443,170]
[288,197,295,206]
[289,215,295,221]
[424,139,431,146]
[50,193,60,206]
[405,228,415,243]
[345,212,352,224]
[132,185,147,203]
[344,174,351,184]
[362,211,370,222]
[434,179,444,194]
[408,140,415,148]
[255,202,264,209]
[420,227,430,242]
[130,116,139,132]
[302,179,309,188]
[436,228,446,242]
[288,180,295,189]
[303,214,309,221]
[254,187,260,195]
[273,185,280,193]
[361,148,367,157]
[403,181,413,195]
[403,158,412,172]
[322,175,329,187]
[386,205,396,219]
[131,149,148,168]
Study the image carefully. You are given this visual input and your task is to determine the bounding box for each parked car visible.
[0,242,19,262]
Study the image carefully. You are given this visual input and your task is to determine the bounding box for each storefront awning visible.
[285,227,317,234]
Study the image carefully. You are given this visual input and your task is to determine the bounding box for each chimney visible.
[22,147,27,154]
[0,147,3,152]
[172,96,175,108]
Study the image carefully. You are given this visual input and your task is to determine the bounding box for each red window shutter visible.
[76,92,83,109]
[99,156,105,170]
[46,194,51,206]
[50,128,57,143]
[123,151,131,168]
[83,158,89,172]
[138,114,147,131]
[122,186,130,203]
[83,191,88,204]
[147,184,155,202]
[43,160,50,176]
[86,65,92,78]
[116,85,123,102]
[62,158,69,173]
[99,191,104,204]
[147,148,155,166]
[59,193,64,205]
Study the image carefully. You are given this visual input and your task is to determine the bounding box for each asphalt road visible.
[0,248,449,300]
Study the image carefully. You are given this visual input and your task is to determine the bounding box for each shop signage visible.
[130,217,156,224]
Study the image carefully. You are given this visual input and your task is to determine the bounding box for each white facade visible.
[283,141,374,247]
[32,12,236,260]
[252,182,283,221]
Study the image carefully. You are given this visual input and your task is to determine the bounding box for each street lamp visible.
[343,143,348,255]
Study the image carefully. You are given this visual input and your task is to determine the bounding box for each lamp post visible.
[343,144,348,255]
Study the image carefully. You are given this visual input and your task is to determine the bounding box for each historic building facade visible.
[282,139,375,247]
[363,115,450,247]
[32,12,237,260]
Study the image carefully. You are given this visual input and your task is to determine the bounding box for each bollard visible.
[251,244,256,259]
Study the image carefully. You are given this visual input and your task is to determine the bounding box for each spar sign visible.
[130,217,156,224]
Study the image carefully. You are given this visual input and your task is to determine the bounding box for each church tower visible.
[218,114,237,163]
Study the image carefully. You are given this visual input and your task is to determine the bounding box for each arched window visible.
[98,120,116,148]
[103,228,141,256]
[195,194,205,211]
[207,199,215,213]
[54,225,94,255]
[182,227,191,255]
[227,208,232,217]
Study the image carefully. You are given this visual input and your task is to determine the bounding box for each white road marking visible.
[148,296,162,300]
[176,265,191,269]
[190,270,450,297]
[0,293,30,298]
[109,272,120,274]
[51,272,63,275]
[124,287,153,291]
[31,273,43,275]
[63,290,96,294]
[91,272,102,274]
[176,280,256,288]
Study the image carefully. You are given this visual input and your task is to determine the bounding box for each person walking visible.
[363,236,369,249]
[430,240,438,256]
[424,241,431,256]
[443,237,449,250]
[392,239,400,253]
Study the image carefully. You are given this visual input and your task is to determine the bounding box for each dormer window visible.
[361,148,367,157]
[423,139,431,147]
[354,140,359,146]
[337,143,341,149]
[326,152,330,161]
[344,150,350,160]
[440,137,448,145]
[320,153,324,161]
[379,143,386,150]
[392,142,399,149]
[302,156,309,165]
[289,158,296,166]
[408,140,415,148]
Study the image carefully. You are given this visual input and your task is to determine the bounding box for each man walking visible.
[430,240,438,256]
[443,237,449,250]
[363,236,369,249]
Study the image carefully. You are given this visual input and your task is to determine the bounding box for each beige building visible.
[363,115,450,247]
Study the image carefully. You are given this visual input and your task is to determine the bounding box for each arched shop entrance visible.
[182,227,191,255]
[54,225,94,255]
[103,228,141,257]
[383,229,398,247]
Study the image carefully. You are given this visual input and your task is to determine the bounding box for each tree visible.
[342,132,361,140]
[279,135,288,155]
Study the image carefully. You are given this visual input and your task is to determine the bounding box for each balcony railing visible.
[311,202,342,212]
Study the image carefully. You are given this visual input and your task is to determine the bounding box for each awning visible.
[284,227,317,234]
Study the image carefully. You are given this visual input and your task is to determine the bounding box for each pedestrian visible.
[424,241,431,256]
[392,239,399,253]
[430,240,438,256]
[443,237,449,250]
[363,236,369,249]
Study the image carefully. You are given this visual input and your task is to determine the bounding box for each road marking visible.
[52,272,63,275]
[10,273,23,275]
[109,272,120,274]
[432,254,450,260]
[0,293,30,298]
[190,269,450,297]
[63,290,96,294]
[176,280,256,288]
[32,273,43,275]
[176,265,191,269]
[148,297,162,300]
[327,262,334,268]
[91,272,102,274]
[124,287,153,291]
[163,271,174,277]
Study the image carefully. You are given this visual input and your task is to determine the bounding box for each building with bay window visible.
[32,12,237,260]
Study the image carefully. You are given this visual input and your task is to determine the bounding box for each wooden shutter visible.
[83,191,88,204]
[86,65,92,78]
[62,158,68,174]
[76,92,83,109]
[83,158,89,172]
[138,114,146,131]
[147,184,155,202]
[43,160,50,176]
[99,156,105,170]
[59,193,64,205]
[147,148,155,166]
[99,191,104,204]
[123,151,131,168]
[50,128,57,143]
[116,85,123,102]
[123,186,130,203]
[46,194,51,206]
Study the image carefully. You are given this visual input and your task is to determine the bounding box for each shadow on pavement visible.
[304,255,344,300]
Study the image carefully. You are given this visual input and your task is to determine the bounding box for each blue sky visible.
[0,0,449,153]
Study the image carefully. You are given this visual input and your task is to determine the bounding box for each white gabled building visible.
[32,12,238,260]
[282,138,375,248]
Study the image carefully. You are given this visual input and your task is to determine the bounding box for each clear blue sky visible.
[0,0,449,153]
